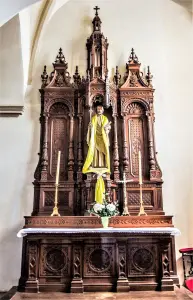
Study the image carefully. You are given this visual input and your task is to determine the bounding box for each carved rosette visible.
[129,246,156,275]
[40,245,69,277]
[84,245,114,277]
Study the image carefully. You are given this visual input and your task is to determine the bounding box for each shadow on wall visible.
[177,256,185,286]
[0,222,23,291]
[0,15,24,105]
[171,0,193,12]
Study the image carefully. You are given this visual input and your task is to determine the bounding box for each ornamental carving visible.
[129,72,138,87]
[40,245,69,276]
[28,241,38,280]
[133,248,154,271]
[89,249,111,272]
[49,117,68,179]
[45,98,74,115]
[85,245,114,276]
[128,192,152,206]
[46,249,66,272]
[73,247,82,279]
[49,103,69,115]
[129,246,156,275]
[126,103,145,115]
[24,215,173,228]
[44,191,69,207]
[118,244,127,278]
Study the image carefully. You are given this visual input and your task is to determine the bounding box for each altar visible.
[18,220,180,293]
[17,6,180,294]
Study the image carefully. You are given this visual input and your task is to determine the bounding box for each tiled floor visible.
[11,286,193,300]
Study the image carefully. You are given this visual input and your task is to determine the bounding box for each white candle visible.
[55,151,61,185]
[138,150,142,185]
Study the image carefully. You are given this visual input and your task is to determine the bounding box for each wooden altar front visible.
[18,7,179,293]
[18,226,179,293]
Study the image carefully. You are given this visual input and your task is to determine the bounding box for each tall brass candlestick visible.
[51,151,61,217]
[138,150,147,216]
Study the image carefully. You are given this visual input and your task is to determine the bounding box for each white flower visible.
[106,203,116,212]
[93,203,104,213]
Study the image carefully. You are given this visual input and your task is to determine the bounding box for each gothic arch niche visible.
[48,102,69,181]
[92,95,114,176]
[126,101,149,180]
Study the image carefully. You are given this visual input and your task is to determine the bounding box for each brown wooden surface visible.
[18,232,179,293]
[24,215,174,228]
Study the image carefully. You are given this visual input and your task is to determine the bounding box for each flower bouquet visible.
[89,193,119,228]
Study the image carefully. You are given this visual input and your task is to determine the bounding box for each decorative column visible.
[113,114,120,180]
[71,242,84,293]
[146,112,156,171]
[122,114,129,173]
[85,179,92,211]
[117,241,130,292]
[77,115,83,181]
[159,238,174,291]
[25,241,39,293]
[68,115,74,181]
[41,113,48,181]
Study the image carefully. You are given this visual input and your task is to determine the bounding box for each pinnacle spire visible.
[55,48,66,64]
[92,6,101,31]
[128,48,139,64]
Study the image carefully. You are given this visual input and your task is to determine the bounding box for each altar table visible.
[17,227,180,293]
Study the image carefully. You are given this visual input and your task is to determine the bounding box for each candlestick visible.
[51,151,61,217]
[138,150,147,216]
[55,151,61,185]
[138,150,142,185]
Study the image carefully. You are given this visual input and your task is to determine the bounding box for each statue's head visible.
[96,103,104,115]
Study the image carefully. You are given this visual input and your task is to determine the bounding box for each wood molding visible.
[24,215,174,228]
[0,105,24,116]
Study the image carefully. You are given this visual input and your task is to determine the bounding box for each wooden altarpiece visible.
[18,7,179,293]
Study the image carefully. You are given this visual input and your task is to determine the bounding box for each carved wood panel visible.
[124,102,148,180]
[48,103,69,180]
[127,191,153,207]
[84,244,115,277]
[44,191,69,207]
[28,241,38,280]
[128,245,157,276]
[39,244,71,277]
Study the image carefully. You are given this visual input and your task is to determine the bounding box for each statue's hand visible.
[104,121,111,133]
[88,121,92,129]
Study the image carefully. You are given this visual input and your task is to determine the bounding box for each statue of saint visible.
[82,103,111,204]
[82,103,111,174]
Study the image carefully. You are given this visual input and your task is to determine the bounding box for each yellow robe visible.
[82,114,110,204]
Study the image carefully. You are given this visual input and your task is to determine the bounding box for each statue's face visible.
[96,106,104,115]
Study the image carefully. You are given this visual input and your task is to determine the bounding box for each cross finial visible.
[94,6,100,16]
